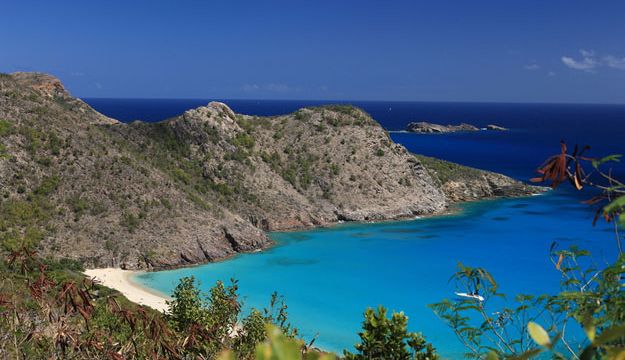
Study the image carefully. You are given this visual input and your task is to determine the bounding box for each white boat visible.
[455,292,485,302]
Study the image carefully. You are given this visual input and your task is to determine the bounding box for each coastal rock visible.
[0,72,541,270]
[486,124,507,131]
[415,155,544,202]
[406,121,479,133]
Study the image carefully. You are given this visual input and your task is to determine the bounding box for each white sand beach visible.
[84,268,170,312]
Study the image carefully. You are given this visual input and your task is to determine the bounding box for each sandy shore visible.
[84,268,170,312]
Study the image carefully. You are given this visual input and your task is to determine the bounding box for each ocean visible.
[85,98,625,356]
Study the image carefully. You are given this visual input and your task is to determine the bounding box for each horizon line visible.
[79,96,625,107]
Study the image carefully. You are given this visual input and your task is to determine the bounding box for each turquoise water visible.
[133,191,616,357]
[90,99,624,356]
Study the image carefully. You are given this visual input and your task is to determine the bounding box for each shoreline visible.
[83,192,548,311]
[84,268,171,312]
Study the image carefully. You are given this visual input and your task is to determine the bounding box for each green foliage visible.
[231,132,256,149]
[34,175,60,196]
[166,277,242,357]
[319,104,359,116]
[0,143,8,159]
[150,122,191,158]
[253,325,335,360]
[604,195,625,226]
[430,251,625,359]
[1,226,44,251]
[0,119,13,137]
[160,197,173,210]
[226,132,256,162]
[120,211,140,232]
[415,154,483,185]
[47,131,62,155]
[294,110,312,122]
[344,306,438,360]
[19,126,45,153]
[167,276,207,332]
[43,257,85,272]
[263,292,298,338]
[375,148,385,157]
[206,279,241,340]
[171,167,191,184]
[68,195,89,219]
[236,310,267,358]
[0,190,54,252]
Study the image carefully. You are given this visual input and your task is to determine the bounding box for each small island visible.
[405,121,507,133]
[486,124,507,131]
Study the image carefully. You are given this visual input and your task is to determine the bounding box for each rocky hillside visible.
[0,72,538,269]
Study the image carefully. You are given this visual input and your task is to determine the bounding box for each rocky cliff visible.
[405,121,478,133]
[0,73,539,269]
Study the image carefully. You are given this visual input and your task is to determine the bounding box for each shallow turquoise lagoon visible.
[133,191,616,357]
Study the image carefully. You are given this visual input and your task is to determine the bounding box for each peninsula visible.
[0,72,536,271]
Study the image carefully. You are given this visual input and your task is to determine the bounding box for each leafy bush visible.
[68,196,89,220]
[120,211,140,232]
[34,175,60,196]
[231,132,256,150]
[0,120,13,136]
[167,276,207,331]
[344,306,438,360]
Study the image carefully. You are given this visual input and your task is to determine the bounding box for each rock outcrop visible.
[486,124,507,131]
[406,121,478,133]
[0,72,539,270]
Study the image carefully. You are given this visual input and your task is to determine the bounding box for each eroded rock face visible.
[0,73,540,270]
[406,121,479,133]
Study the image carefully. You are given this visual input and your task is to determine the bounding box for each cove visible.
[133,191,615,357]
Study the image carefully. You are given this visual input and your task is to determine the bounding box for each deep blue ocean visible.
[85,98,625,357]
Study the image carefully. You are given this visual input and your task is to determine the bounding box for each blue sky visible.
[2,0,625,103]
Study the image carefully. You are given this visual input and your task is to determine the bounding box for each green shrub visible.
[44,257,85,272]
[171,167,191,184]
[231,132,255,149]
[235,309,266,358]
[160,198,173,210]
[0,120,13,136]
[68,196,89,219]
[0,144,9,159]
[34,175,60,196]
[48,132,62,155]
[120,212,140,232]
[344,306,438,360]
[167,276,207,332]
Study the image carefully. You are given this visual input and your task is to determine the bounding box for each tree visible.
[344,306,438,360]
[167,276,207,332]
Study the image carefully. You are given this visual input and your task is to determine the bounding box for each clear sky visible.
[2,0,625,103]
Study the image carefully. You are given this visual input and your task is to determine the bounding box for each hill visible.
[0,72,538,269]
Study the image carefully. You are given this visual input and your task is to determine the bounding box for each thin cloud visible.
[561,49,599,72]
[604,55,625,70]
[524,64,540,71]
[561,49,625,72]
